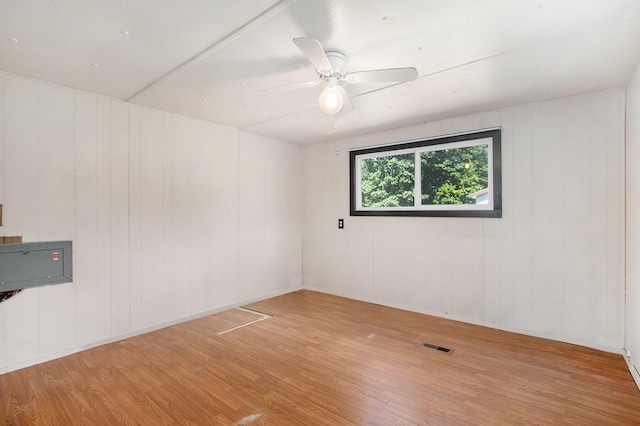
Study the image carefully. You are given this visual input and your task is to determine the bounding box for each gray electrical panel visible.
[0,241,72,292]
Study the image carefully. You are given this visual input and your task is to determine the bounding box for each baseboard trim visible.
[0,286,302,375]
[4,285,633,391]
[303,286,625,356]
[624,353,640,390]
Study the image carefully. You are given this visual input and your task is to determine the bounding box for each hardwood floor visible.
[2,290,640,425]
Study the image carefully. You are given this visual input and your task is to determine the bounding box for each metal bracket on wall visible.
[0,289,22,303]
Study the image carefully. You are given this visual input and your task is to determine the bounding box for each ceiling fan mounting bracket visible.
[323,51,347,78]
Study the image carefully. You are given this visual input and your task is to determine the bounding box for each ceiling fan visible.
[274,37,418,115]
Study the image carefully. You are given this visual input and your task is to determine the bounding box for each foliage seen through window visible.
[350,128,501,218]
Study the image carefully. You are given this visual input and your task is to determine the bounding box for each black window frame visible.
[349,128,502,218]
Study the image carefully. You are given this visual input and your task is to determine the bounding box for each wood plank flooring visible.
[2,290,640,425]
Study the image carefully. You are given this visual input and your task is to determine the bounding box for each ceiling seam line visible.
[125,0,297,103]
[416,15,640,82]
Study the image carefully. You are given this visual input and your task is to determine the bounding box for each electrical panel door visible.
[0,241,72,292]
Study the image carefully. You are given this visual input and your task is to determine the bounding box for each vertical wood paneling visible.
[0,75,302,373]
[139,109,164,327]
[589,94,609,345]
[331,141,353,297]
[303,89,626,351]
[4,76,40,365]
[421,221,446,313]
[302,143,327,291]
[375,219,410,305]
[37,84,75,240]
[530,101,564,337]
[263,140,301,294]
[347,216,375,300]
[561,96,591,342]
[74,92,99,346]
[494,109,515,327]
[189,120,212,314]
[37,83,76,356]
[284,140,303,291]
[171,116,191,319]
[439,219,456,317]
[259,136,278,294]
[401,220,426,308]
[210,125,231,307]
[4,76,39,239]
[509,106,534,331]
[340,138,375,301]
[128,106,142,331]
[450,220,483,321]
[470,221,485,322]
[96,97,112,340]
[238,134,266,301]
[480,110,505,325]
[161,113,174,322]
[605,90,625,348]
[0,71,625,369]
[227,128,240,306]
[110,100,130,337]
[481,218,503,323]
[322,142,349,297]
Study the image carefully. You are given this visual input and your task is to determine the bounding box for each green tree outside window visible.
[360,145,488,208]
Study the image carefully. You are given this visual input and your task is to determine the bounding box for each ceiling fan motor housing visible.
[324,51,347,78]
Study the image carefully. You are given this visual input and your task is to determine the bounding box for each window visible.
[350,128,501,217]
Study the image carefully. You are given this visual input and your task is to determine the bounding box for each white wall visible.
[0,73,302,373]
[626,64,640,379]
[0,70,629,373]
[303,89,625,351]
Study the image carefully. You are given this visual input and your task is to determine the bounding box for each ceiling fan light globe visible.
[319,86,343,114]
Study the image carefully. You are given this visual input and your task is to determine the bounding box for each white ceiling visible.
[1,0,639,145]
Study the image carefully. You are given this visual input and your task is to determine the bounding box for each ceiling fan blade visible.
[336,86,354,113]
[258,80,320,94]
[344,67,418,84]
[293,37,332,72]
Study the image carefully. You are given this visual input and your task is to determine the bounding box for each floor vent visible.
[420,342,454,355]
